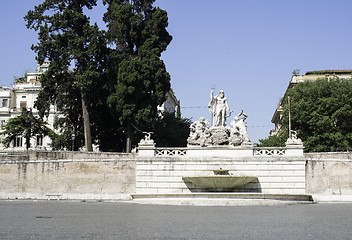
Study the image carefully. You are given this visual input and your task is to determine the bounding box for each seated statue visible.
[187,117,211,146]
[230,110,250,145]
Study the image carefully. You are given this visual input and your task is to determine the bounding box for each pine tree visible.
[104,0,172,152]
[25,0,105,152]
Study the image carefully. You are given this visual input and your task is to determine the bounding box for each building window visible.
[0,120,5,129]
[20,101,27,108]
[36,135,43,147]
[1,99,8,107]
[40,67,48,72]
[14,136,23,148]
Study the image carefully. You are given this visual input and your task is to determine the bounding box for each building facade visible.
[271,70,352,135]
[0,62,57,150]
[157,90,179,114]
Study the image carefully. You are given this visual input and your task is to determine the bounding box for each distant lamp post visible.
[71,134,75,151]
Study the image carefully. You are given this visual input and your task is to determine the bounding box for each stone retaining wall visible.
[305,152,352,201]
[0,151,136,200]
[0,151,352,201]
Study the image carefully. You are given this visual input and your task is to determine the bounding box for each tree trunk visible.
[81,93,93,152]
[26,136,30,150]
[126,122,132,153]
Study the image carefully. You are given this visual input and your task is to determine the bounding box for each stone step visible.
[131,193,313,202]
[130,193,313,206]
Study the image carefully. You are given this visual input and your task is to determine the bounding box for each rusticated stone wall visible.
[0,151,136,200]
[306,160,352,195]
[1,151,352,201]
[305,153,352,201]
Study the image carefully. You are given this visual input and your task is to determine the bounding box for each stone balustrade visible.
[253,147,286,157]
[139,145,303,158]
[155,148,187,157]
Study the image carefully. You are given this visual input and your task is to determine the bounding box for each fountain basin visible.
[182,176,257,189]
[212,169,229,175]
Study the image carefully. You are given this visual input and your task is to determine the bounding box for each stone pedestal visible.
[138,139,156,157]
[285,137,304,157]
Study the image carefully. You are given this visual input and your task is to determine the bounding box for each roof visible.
[0,86,11,91]
[305,70,352,75]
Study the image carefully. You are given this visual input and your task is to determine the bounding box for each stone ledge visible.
[131,193,313,202]
[130,198,313,206]
[311,194,352,202]
[0,192,133,200]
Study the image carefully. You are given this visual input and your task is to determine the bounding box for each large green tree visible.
[257,134,287,148]
[279,77,352,152]
[132,111,191,148]
[25,0,105,152]
[103,0,172,152]
[24,0,173,152]
[1,108,55,150]
[153,112,191,147]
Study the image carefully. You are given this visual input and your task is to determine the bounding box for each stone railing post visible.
[137,134,156,157]
[285,143,304,157]
[285,132,304,157]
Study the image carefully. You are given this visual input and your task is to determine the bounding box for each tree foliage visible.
[131,111,191,148]
[257,134,287,148]
[24,0,172,152]
[24,0,106,152]
[281,77,352,152]
[104,0,172,152]
[1,108,55,149]
[153,112,191,147]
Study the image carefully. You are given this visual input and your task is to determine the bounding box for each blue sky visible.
[1,0,352,143]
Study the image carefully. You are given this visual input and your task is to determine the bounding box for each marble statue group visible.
[187,89,251,147]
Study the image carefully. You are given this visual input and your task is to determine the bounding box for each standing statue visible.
[230,110,250,144]
[208,90,230,127]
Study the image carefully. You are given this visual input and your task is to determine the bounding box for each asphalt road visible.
[0,201,351,240]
